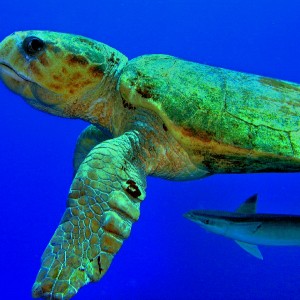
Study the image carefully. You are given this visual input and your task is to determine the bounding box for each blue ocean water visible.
[1,0,300,299]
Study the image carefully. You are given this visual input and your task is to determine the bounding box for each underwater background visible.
[1,0,300,299]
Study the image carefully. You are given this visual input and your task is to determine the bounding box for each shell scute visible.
[119,54,300,160]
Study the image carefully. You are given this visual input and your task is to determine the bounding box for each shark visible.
[184,194,300,259]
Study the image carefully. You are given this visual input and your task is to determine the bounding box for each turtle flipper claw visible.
[32,133,146,299]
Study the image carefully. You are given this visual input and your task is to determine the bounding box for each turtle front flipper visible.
[32,132,146,299]
[73,125,112,175]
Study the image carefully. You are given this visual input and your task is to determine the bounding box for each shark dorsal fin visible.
[235,194,258,214]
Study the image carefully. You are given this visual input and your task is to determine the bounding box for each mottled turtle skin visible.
[0,31,300,299]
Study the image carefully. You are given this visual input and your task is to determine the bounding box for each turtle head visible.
[0,31,127,119]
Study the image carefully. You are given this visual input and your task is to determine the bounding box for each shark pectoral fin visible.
[235,240,263,260]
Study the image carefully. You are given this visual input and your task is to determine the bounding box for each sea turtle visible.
[0,31,300,299]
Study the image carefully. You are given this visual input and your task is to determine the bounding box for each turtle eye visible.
[23,36,45,55]
[204,219,210,224]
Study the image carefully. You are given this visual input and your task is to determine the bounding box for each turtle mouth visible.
[0,62,31,83]
[0,62,38,101]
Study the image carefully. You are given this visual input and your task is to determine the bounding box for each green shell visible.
[119,54,300,159]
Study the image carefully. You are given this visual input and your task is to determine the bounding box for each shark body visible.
[184,195,300,259]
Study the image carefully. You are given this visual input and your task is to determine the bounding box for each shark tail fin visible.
[235,240,263,260]
[235,194,258,214]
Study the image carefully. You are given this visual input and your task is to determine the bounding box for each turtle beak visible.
[0,32,34,99]
[0,32,20,72]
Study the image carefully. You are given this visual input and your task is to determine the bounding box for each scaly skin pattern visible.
[73,125,112,174]
[32,132,146,299]
[0,31,300,299]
